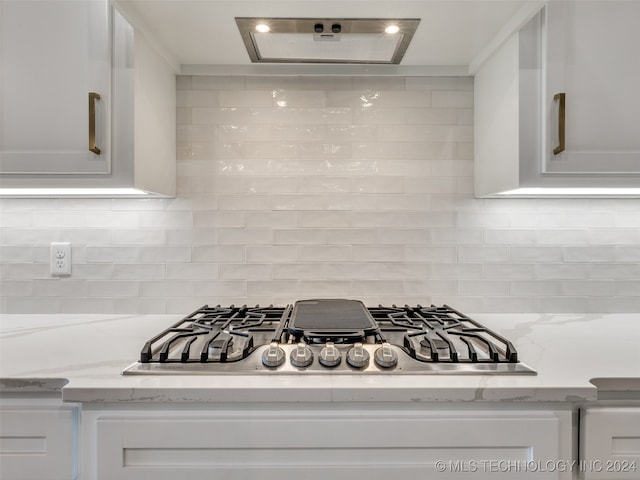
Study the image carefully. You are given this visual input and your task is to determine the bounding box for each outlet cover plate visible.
[50,242,71,276]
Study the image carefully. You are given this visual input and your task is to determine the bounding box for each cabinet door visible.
[545,1,640,174]
[580,405,640,480]
[0,0,110,174]
[0,405,78,480]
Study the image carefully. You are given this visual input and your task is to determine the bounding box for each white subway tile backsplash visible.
[589,228,640,245]
[247,280,299,297]
[352,245,405,262]
[193,280,247,297]
[87,246,140,263]
[431,263,483,279]
[32,279,88,297]
[404,280,457,296]
[431,228,483,245]
[561,280,616,297]
[59,297,114,313]
[273,263,325,280]
[246,245,299,263]
[352,280,404,295]
[563,246,617,263]
[458,280,510,296]
[273,228,327,245]
[613,280,640,296]
[2,74,640,313]
[614,246,640,262]
[219,263,272,280]
[481,297,538,313]
[405,246,457,262]
[166,263,218,280]
[112,229,166,245]
[510,281,562,297]
[113,264,165,280]
[297,246,351,262]
[0,280,32,297]
[272,89,326,108]
[405,77,463,91]
[166,228,218,246]
[535,263,591,280]
[192,75,245,90]
[483,263,536,280]
[140,280,193,297]
[1,212,32,227]
[377,228,429,245]
[588,297,640,313]
[0,246,34,262]
[88,281,140,297]
[484,229,537,245]
[431,91,474,108]
[536,297,590,313]
[510,246,564,262]
[219,90,274,108]
[192,246,245,263]
[352,76,406,90]
[535,229,591,245]
[85,211,139,228]
[193,211,244,228]
[458,246,509,263]
[245,211,298,228]
[299,280,352,297]
[588,263,640,279]
[176,90,219,107]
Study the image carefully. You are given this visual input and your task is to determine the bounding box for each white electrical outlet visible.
[50,242,71,276]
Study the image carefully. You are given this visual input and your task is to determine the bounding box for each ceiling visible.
[115,0,533,71]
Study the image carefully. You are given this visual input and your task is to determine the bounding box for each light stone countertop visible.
[1,313,638,403]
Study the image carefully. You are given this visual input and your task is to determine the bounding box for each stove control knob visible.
[374,343,398,369]
[262,342,285,368]
[346,342,370,369]
[290,342,313,368]
[319,342,342,368]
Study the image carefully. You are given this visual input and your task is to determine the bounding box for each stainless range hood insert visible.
[235,18,420,64]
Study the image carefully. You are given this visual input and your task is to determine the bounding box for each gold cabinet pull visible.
[88,92,101,155]
[553,92,565,155]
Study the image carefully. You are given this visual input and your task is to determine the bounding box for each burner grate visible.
[371,304,518,363]
[140,305,289,363]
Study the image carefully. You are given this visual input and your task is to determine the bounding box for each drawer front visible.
[96,408,569,480]
[580,406,640,480]
[0,406,77,480]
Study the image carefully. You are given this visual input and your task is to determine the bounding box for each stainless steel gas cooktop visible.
[122,299,536,375]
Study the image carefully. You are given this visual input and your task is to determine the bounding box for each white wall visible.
[1,76,640,314]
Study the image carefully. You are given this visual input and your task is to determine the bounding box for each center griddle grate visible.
[288,299,379,335]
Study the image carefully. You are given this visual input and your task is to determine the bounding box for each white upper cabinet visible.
[544,1,640,174]
[0,1,176,197]
[1,0,111,174]
[475,1,640,197]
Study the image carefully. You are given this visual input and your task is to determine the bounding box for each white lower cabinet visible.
[579,405,640,480]
[83,404,574,480]
[0,397,78,480]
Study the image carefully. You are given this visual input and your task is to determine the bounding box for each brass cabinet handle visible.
[88,92,101,155]
[553,92,565,155]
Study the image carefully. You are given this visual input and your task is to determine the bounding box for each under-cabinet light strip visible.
[498,187,640,196]
[0,188,151,197]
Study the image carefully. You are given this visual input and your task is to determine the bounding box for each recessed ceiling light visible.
[255,24,270,33]
[385,25,400,34]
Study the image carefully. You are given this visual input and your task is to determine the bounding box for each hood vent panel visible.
[236,18,420,64]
